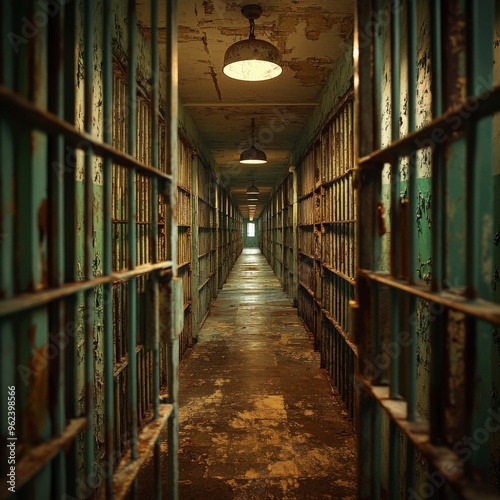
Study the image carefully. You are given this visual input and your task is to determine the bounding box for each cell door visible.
[353,1,500,498]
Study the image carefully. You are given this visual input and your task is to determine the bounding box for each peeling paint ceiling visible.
[137,1,353,219]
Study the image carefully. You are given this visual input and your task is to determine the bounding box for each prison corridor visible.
[138,248,357,498]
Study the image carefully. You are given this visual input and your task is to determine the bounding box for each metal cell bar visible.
[166,0,180,497]
[361,381,500,500]
[48,2,67,495]
[0,261,173,318]
[0,1,15,489]
[127,3,139,493]
[464,0,495,474]
[357,85,500,165]
[406,0,418,433]
[150,0,162,496]
[428,0,448,450]
[0,85,172,182]
[83,0,95,486]
[102,0,114,496]
[388,2,401,409]
[359,270,500,324]
[13,417,87,494]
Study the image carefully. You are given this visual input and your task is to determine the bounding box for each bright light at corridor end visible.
[223,4,282,82]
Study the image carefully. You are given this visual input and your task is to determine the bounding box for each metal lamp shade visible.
[239,146,267,164]
[223,38,282,81]
[246,182,260,196]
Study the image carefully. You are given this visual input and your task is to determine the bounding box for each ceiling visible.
[138,1,353,219]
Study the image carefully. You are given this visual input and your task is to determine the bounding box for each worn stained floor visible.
[140,248,357,499]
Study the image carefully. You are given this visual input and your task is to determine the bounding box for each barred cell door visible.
[353,1,500,499]
[1,0,180,498]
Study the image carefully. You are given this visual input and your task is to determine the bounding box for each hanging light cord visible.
[249,18,255,39]
[251,118,256,147]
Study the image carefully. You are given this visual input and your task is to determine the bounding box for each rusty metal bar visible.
[127,3,139,494]
[108,404,173,500]
[83,0,96,486]
[0,1,15,491]
[0,85,173,182]
[361,380,500,500]
[150,0,162,496]
[102,0,114,496]
[406,0,417,434]
[166,0,180,497]
[47,1,67,496]
[357,85,500,166]
[0,261,174,318]
[464,0,495,475]
[13,418,87,495]
[359,270,500,325]
[428,0,447,452]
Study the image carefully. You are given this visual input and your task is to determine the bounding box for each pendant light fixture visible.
[240,119,267,164]
[246,179,260,196]
[223,4,282,82]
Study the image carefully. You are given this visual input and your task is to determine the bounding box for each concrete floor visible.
[141,248,357,499]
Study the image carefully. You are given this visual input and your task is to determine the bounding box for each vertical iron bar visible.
[429,0,445,446]
[102,0,114,496]
[464,0,495,474]
[389,0,401,408]
[430,0,444,291]
[354,0,376,495]
[0,0,15,488]
[166,0,180,497]
[407,0,418,431]
[84,0,96,492]
[48,2,67,496]
[406,2,418,491]
[388,420,399,500]
[127,2,139,491]
[151,0,162,497]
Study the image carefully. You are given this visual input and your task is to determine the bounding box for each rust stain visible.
[178,25,201,41]
[209,66,222,102]
[286,57,334,87]
[202,0,214,15]
[37,198,49,286]
[377,202,387,236]
[442,0,466,107]
[37,198,48,244]
[202,32,210,55]
[27,324,49,444]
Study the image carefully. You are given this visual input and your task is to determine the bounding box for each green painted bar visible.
[0,0,15,489]
[372,0,382,151]
[127,0,139,479]
[406,0,418,425]
[102,0,114,496]
[84,0,96,489]
[388,420,399,500]
[464,0,495,475]
[48,3,67,496]
[429,0,445,447]
[430,0,444,292]
[389,1,401,402]
[166,0,179,496]
[151,0,162,495]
